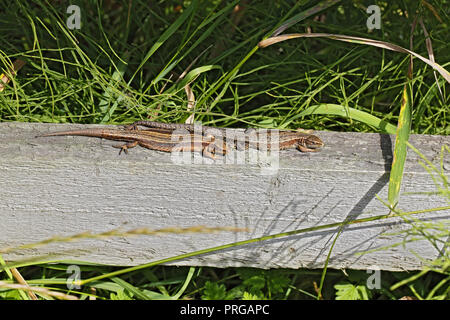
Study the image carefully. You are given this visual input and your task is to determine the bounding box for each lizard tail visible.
[36,129,107,138]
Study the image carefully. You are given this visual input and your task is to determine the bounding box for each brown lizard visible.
[37,122,324,157]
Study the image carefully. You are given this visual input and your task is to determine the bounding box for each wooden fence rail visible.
[0,122,448,271]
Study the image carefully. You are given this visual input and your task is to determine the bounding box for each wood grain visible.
[0,122,448,270]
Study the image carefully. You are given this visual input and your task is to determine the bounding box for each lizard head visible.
[296,134,324,152]
[305,135,324,149]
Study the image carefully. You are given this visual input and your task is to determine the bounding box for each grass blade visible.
[258,33,450,83]
[171,267,195,300]
[111,277,169,300]
[317,224,345,300]
[295,104,397,134]
[418,18,444,102]
[99,58,129,123]
[271,0,341,37]
[128,0,197,85]
[388,82,413,209]
[387,15,416,210]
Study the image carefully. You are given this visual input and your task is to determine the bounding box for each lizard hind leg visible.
[202,139,217,160]
[201,133,228,160]
[202,146,215,160]
[112,141,139,155]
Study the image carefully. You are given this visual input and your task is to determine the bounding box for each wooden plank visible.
[0,122,448,271]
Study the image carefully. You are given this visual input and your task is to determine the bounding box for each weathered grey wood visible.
[0,122,448,271]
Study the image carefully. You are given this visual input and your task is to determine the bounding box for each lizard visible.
[37,122,324,156]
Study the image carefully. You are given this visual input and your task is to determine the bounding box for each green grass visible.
[0,0,449,300]
[0,263,448,300]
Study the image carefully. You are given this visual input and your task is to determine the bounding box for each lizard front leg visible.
[296,144,321,152]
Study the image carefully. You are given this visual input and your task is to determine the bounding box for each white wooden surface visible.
[0,122,448,271]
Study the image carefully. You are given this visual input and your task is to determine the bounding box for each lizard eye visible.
[306,136,324,149]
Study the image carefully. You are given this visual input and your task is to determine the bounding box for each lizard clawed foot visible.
[297,145,321,152]
[112,141,139,155]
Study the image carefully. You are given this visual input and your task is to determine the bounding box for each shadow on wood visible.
[0,122,448,271]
